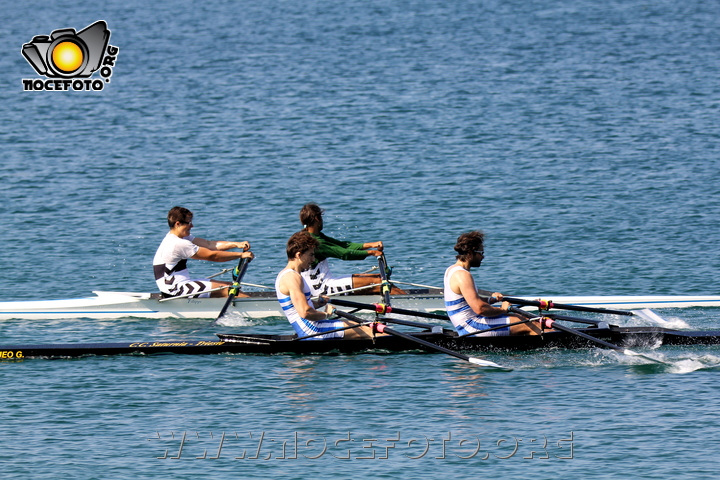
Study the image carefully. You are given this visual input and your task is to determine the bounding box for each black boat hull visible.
[2,327,720,360]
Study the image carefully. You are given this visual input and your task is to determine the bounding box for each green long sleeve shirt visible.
[309,232,368,266]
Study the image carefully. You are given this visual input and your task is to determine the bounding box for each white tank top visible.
[275,268,345,339]
[443,265,510,336]
[444,265,474,327]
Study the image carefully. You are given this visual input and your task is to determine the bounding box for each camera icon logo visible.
[22,20,110,78]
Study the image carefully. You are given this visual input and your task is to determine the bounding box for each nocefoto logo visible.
[21,20,119,92]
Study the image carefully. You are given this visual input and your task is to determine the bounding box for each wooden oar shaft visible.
[502,296,635,316]
[329,298,450,320]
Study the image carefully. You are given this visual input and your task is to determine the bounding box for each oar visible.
[328,297,450,321]
[500,296,634,317]
[333,310,512,370]
[377,253,392,305]
[500,296,673,325]
[215,257,252,321]
[509,307,669,365]
[454,311,604,338]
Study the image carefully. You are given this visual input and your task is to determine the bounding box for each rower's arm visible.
[282,273,329,321]
[454,270,509,317]
[192,247,253,263]
[315,233,369,261]
[193,237,250,251]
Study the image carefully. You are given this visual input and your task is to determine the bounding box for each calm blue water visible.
[2,0,720,478]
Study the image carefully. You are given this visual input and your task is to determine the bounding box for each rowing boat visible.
[2,289,720,320]
[2,326,719,360]
[0,289,444,320]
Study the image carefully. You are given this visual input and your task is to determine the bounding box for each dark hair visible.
[299,203,323,228]
[286,231,319,260]
[454,231,485,262]
[167,206,192,228]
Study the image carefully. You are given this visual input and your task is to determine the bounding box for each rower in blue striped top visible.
[276,231,375,340]
[444,231,543,336]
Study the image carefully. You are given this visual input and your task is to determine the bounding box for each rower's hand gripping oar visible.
[333,309,511,371]
[509,307,669,365]
[215,256,252,322]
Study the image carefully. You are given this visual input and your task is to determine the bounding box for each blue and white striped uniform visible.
[444,265,511,336]
[275,268,346,339]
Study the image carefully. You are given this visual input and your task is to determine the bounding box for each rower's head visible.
[286,230,319,264]
[300,203,324,231]
[454,231,485,267]
[167,206,193,228]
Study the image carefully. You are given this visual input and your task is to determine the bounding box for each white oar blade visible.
[632,308,672,326]
[622,349,671,366]
[468,357,513,371]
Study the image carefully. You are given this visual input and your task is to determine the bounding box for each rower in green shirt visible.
[299,203,405,297]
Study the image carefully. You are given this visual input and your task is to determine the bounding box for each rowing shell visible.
[1,290,720,320]
[1,326,719,360]
[0,289,444,320]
